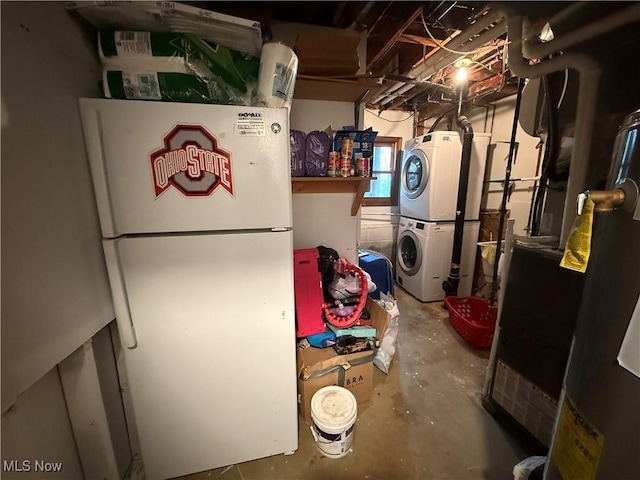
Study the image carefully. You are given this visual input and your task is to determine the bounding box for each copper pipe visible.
[589,189,626,212]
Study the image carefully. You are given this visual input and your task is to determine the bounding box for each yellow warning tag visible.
[560,197,594,273]
[552,394,604,480]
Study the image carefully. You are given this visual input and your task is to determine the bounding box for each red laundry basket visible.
[444,296,498,349]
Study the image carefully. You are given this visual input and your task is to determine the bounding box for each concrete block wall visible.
[359,218,398,263]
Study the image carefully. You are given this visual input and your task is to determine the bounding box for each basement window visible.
[363,136,402,207]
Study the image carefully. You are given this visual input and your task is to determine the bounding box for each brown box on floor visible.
[296,297,390,423]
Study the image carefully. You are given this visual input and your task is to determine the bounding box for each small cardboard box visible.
[333,129,379,172]
[297,347,373,423]
[294,33,361,76]
[296,297,391,423]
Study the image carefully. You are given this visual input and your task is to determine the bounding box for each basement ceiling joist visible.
[194,1,528,119]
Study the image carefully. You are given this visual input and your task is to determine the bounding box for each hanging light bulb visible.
[455,66,468,83]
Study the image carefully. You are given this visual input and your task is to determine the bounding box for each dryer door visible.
[401,149,429,199]
[397,229,422,276]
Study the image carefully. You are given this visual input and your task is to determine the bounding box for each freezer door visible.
[79,99,292,237]
[113,230,297,479]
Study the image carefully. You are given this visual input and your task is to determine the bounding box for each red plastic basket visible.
[444,296,498,349]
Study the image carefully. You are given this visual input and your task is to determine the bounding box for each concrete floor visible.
[180,288,536,480]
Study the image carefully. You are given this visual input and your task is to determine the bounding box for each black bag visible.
[316,245,340,302]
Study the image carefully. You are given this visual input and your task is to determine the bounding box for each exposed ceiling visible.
[196,1,628,123]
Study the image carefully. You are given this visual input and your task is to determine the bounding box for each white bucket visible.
[310,386,357,459]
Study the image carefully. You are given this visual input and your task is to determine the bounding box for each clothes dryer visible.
[400,131,490,222]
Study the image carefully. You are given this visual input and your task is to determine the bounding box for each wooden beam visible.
[411,30,460,69]
[397,33,438,48]
[367,6,424,72]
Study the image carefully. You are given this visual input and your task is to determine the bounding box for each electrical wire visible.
[365,110,414,123]
[368,0,394,36]
[420,11,487,56]
[557,68,568,109]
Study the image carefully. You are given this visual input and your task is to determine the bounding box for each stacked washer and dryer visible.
[396,131,490,302]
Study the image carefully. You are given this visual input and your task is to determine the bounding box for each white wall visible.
[358,95,540,263]
[1,3,130,476]
[289,99,361,262]
[280,20,367,263]
[359,109,415,262]
[290,99,356,132]
[466,96,541,236]
[1,368,84,479]
[1,1,115,411]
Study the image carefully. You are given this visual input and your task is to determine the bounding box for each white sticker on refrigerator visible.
[115,31,152,56]
[235,112,266,137]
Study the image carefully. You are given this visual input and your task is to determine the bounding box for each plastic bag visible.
[373,293,400,374]
[328,270,376,300]
[99,30,257,105]
[512,456,547,480]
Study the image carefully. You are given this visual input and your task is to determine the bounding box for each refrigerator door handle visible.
[102,240,138,348]
[79,104,119,238]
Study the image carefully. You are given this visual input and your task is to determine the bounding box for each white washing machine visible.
[400,131,491,222]
[395,216,480,302]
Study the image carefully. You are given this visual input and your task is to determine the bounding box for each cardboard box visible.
[294,33,360,76]
[333,129,379,173]
[293,76,378,103]
[479,209,510,242]
[296,297,391,423]
[297,346,373,423]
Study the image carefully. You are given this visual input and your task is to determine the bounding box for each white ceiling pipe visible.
[371,81,405,104]
[372,9,503,105]
[380,83,417,107]
[506,15,601,246]
[523,3,640,60]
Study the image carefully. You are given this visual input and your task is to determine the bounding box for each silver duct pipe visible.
[371,9,503,105]
[523,3,640,60]
[506,16,601,246]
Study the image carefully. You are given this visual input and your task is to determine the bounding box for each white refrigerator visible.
[79,98,298,479]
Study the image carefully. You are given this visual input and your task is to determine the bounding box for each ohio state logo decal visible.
[150,124,233,198]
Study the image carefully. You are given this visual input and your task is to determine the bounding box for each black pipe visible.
[442,115,474,298]
[427,109,454,133]
[532,71,562,235]
[489,77,526,306]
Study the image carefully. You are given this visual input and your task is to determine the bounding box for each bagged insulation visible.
[99,30,259,105]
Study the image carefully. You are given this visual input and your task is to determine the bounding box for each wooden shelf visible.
[291,177,374,216]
